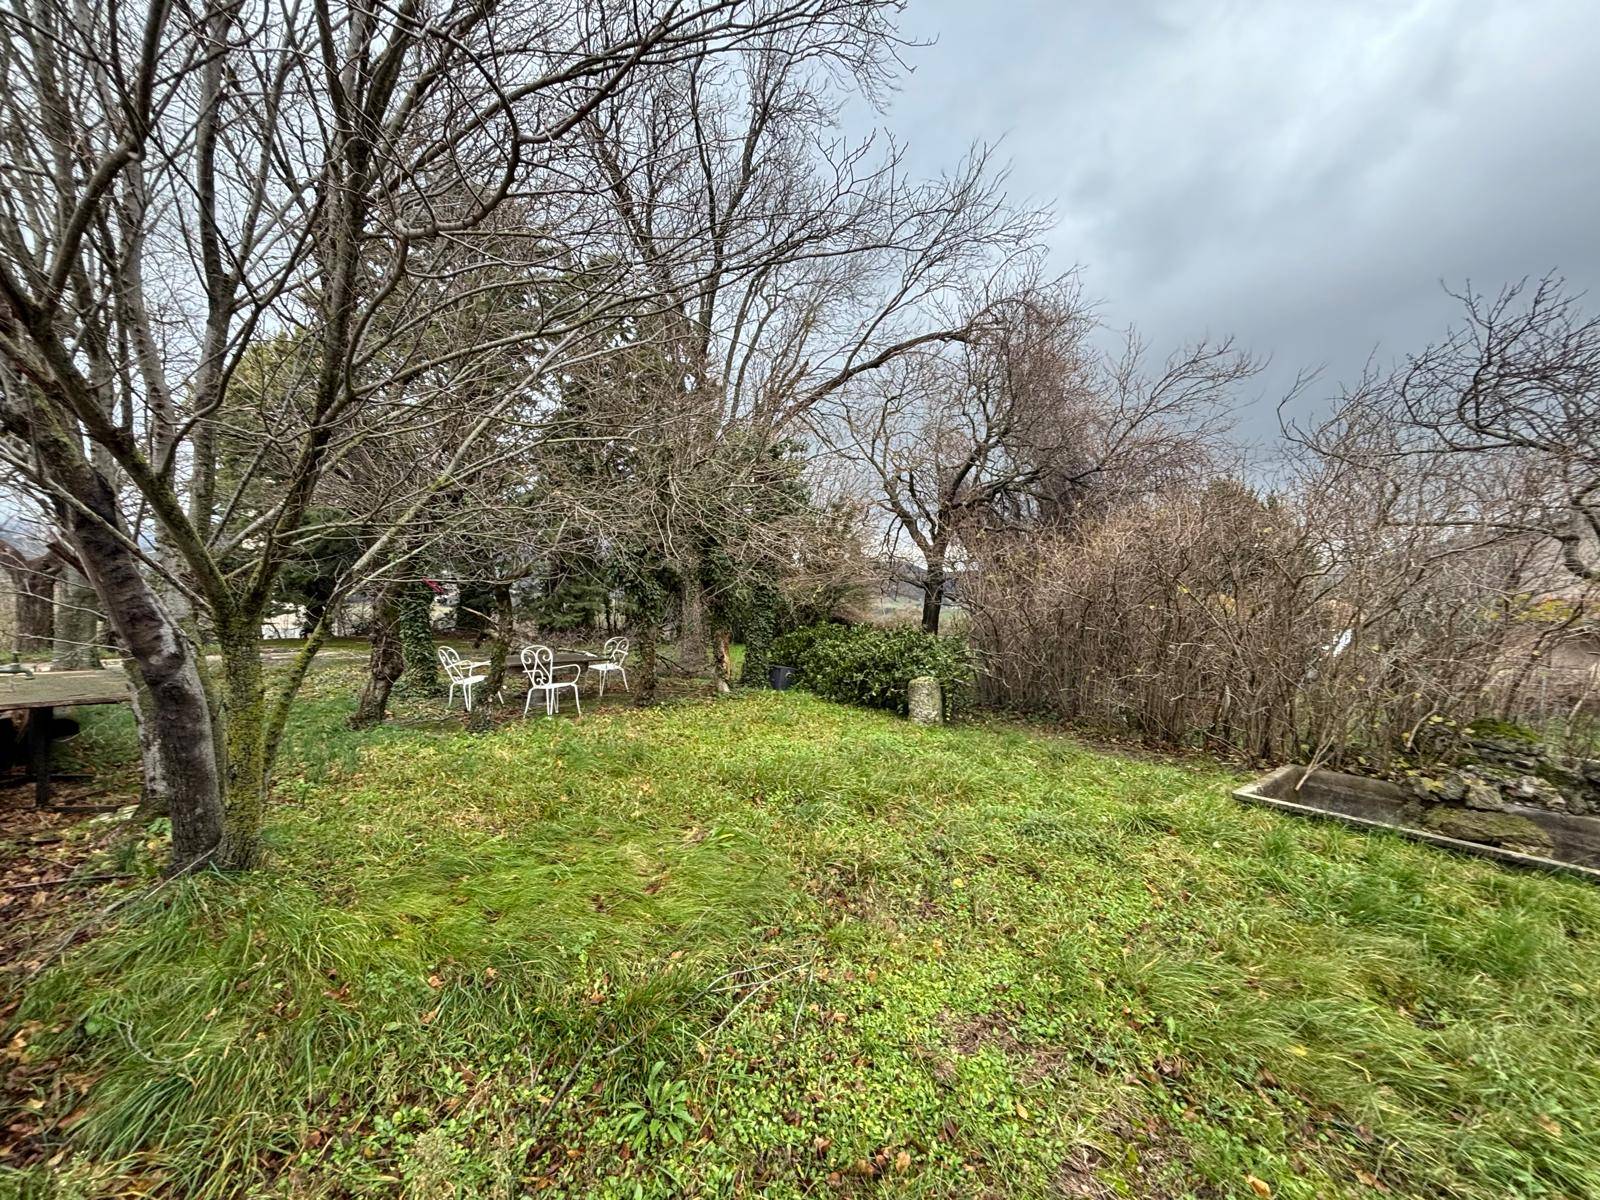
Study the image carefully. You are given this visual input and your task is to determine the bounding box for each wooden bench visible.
[0,670,131,807]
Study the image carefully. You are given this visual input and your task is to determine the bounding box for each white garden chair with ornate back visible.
[587,637,630,698]
[521,645,582,717]
[437,646,489,712]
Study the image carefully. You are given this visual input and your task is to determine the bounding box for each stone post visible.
[907,675,943,726]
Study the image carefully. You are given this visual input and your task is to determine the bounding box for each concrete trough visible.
[1233,764,1600,884]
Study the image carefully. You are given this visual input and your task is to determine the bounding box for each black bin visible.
[768,665,796,691]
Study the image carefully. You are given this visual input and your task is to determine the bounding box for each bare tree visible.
[0,0,902,871]
[568,37,1041,672]
[1306,276,1600,583]
[965,276,1600,765]
[822,283,1252,632]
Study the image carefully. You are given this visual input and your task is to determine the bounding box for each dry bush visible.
[965,474,1594,766]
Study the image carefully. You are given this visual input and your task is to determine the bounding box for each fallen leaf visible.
[1246,1175,1272,1199]
[894,1149,912,1172]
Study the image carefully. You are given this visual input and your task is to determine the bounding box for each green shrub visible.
[769,621,972,714]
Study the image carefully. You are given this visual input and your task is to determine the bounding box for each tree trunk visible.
[27,432,224,870]
[350,585,405,729]
[52,567,102,669]
[677,566,709,677]
[0,398,224,870]
[635,619,660,706]
[921,554,947,635]
[0,543,60,657]
[739,585,778,686]
[712,626,733,695]
[216,618,270,870]
[395,582,442,697]
[126,666,168,821]
[482,583,514,700]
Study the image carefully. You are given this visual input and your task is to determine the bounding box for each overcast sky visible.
[865,0,1600,442]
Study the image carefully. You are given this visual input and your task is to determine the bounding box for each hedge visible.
[768,622,972,715]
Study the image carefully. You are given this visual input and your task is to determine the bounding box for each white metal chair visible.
[438,646,489,712]
[521,645,581,717]
[587,637,630,698]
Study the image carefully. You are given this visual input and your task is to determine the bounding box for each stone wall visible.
[1407,725,1598,816]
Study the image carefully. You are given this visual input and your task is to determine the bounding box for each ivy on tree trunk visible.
[635,619,660,705]
[395,583,441,698]
[739,585,779,687]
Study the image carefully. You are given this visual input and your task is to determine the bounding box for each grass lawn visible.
[4,663,1600,1199]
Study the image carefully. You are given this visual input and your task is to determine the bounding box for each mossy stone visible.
[1416,805,1551,852]
[1464,716,1540,745]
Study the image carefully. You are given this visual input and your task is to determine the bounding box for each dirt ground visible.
[0,773,141,1168]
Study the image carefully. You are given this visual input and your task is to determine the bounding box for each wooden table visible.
[0,670,131,807]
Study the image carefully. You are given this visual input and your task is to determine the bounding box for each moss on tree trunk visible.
[217,622,270,870]
[635,620,660,706]
[482,583,514,700]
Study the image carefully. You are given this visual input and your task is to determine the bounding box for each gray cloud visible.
[868,0,1600,440]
